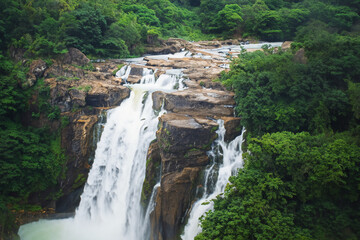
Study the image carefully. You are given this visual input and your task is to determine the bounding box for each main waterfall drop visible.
[18,67,184,240]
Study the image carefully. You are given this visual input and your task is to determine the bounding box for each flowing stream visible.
[181,122,244,240]
[18,67,184,240]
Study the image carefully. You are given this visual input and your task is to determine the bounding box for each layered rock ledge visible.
[26,48,132,212]
[140,43,242,239]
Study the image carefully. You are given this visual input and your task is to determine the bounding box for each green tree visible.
[254,10,283,41]
[348,82,360,119]
[220,33,359,136]
[107,14,145,55]
[123,4,160,26]
[99,21,131,57]
[199,0,225,33]
[61,3,107,54]
[197,132,360,240]
[0,56,27,119]
[213,4,243,36]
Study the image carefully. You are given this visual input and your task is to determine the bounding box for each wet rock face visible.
[141,141,162,208]
[56,112,101,213]
[157,113,217,174]
[35,48,131,212]
[221,116,242,142]
[151,167,202,240]
[149,113,217,240]
[148,89,240,239]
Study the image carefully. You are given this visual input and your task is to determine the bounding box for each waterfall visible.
[181,121,245,240]
[18,68,184,240]
[116,65,131,81]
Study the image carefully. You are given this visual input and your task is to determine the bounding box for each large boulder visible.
[62,48,90,66]
[149,113,218,240]
[50,83,86,112]
[150,167,202,240]
[281,41,293,51]
[86,85,130,107]
[221,116,242,142]
[157,113,217,173]
[126,67,144,84]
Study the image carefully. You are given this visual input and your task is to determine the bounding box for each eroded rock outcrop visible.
[44,53,130,113]
[141,140,162,208]
[26,59,48,87]
[148,113,241,240]
[144,53,228,90]
[143,49,241,238]
[146,38,187,55]
[57,111,100,212]
[150,113,218,240]
[127,66,144,84]
[62,48,90,66]
[34,48,131,212]
[153,88,235,117]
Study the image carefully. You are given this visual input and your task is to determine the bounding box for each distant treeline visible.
[1,0,359,58]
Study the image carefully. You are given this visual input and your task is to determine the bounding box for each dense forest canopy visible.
[193,0,360,239]
[0,0,359,239]
[1,0,359,58]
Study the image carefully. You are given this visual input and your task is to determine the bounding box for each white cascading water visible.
[181,121,245,240]
[18,67,184,240]
[116,65,132,81]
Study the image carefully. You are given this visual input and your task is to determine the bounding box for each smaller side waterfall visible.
[116,65,131,82]
[181,121,245,240]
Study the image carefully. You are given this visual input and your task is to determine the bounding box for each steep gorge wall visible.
[24,48,132,213]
